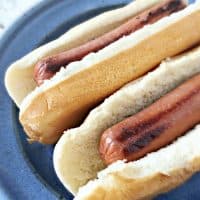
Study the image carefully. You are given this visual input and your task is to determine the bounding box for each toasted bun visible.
[4,0,161,107]
[19,2,200,144]
[75,125,200,200]
[53,46,200,194]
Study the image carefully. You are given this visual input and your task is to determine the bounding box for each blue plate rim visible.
[0,0,60,56]
[11,105,63,199]
[0,1,78,199]
[0,0,198,199]
[0,1,71,199]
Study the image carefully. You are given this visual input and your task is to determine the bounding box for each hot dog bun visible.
[19,1,199,144]
[53,45,200,194]
[5,0,161,107]
[75,125,200,200]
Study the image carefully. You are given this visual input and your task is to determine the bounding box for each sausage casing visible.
[99,73,200,165]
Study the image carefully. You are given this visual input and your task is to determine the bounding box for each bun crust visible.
[5,0,161,107]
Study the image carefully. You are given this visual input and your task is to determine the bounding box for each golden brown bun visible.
[5,0,161,107]
[20,4,200,144]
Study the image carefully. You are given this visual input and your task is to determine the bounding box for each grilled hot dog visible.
[34,0,186,85]
[99,73,200,165]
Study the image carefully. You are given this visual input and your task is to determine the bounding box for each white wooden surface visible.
[0,0,42,37]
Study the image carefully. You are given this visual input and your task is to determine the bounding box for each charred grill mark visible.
[140,0,186,25]
[152,0,185,16]
[46,58,61,72]
[123,124,168,156]
[119,117,162,141]
[166,0,186,13]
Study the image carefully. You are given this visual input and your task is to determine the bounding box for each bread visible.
[5,0,161,107]
[53,45,200,194]
[19,2,200,144]
[75,125,200,200]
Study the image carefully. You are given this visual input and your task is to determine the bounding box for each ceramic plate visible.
[0,0,199,199]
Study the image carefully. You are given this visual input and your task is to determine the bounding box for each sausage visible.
[99,73,200,165]
[34,0,186,85]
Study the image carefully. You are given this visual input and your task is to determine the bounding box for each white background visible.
[0,0,42,37]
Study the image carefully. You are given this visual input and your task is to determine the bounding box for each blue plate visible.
[0,0,199,199]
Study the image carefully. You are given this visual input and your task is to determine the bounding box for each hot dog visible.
[34,0,185,85]
[10,0,200,145]
[53,44,200,198]
[5,0,164,107]
[99,73,200,165]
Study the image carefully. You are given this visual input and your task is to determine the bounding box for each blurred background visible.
[0,0,42,37]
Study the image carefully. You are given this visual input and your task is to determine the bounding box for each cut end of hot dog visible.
[99,128,125,165]
[34,57,62,85]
